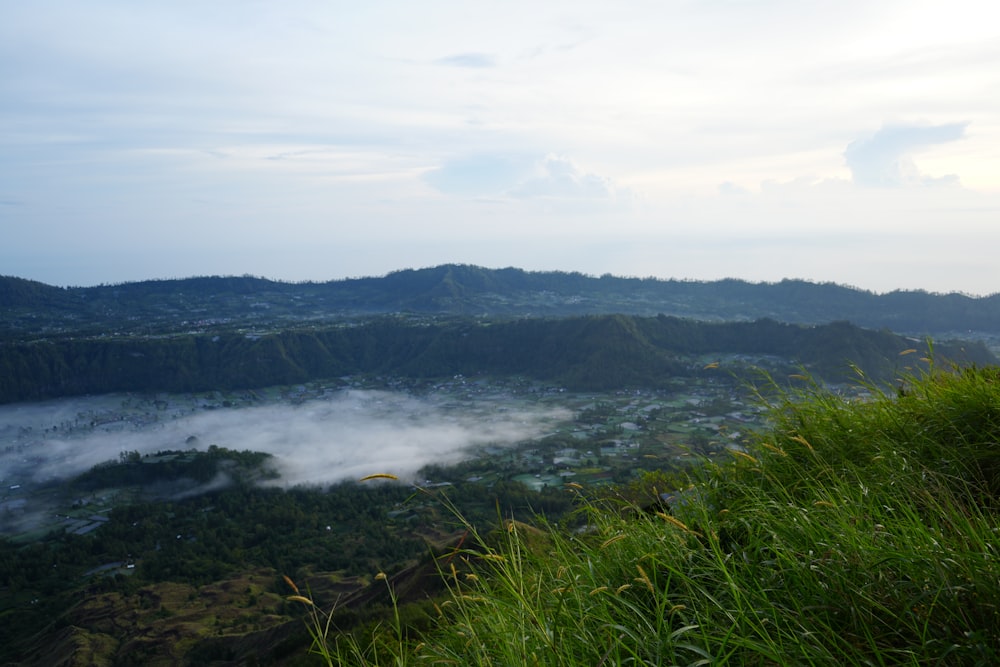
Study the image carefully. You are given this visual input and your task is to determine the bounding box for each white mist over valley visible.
[0,383,573,490]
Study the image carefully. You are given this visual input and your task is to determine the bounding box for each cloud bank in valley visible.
[0,390,572,490]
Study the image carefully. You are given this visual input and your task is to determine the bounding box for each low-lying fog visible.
[0,389,573,488]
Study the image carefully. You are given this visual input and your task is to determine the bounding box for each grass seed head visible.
[359,473,399,481]
[730,449,759,465]
[601,534,627,549]
[760,442,788,457]
[656,512,697,535]
[789,434,816,453]
[635,565,654,592]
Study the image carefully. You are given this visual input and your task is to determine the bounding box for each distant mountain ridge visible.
[3,264,1000,337]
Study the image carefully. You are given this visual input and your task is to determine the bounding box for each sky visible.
[2,0,999,294]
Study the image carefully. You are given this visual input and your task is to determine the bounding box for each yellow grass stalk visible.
[635,565,654,592]
[600,534,628,549]
[760,442,788,457]
[282,575,300,594]
[656,512,701,537]
[729,450,759,465]
[789,434,815,453]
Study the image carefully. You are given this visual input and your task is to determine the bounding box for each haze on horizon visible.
[2,2,998,295]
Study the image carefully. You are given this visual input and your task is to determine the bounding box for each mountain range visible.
[1,264,998,403]
[3,264,999,338]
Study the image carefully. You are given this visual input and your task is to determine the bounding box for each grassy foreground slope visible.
[310,364,1000,666]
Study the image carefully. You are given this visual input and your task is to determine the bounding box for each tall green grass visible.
[292,365,1000,665]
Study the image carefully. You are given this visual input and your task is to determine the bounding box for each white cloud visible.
[424,153,626,204]
[435,53,496,68]
[844,122,968,187]
[507,154,619,201]
[717,181,749,196]
[423,154,535,196]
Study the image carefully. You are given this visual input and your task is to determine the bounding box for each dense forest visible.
[0,447,575,665]
[1,315,993,403]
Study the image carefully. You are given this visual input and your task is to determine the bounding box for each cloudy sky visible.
[2,1,998,294]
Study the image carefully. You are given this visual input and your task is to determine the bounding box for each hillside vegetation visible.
[303,364,1000,666]
[1,315,994,403]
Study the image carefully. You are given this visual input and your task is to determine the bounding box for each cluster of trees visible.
[75,446,274,490]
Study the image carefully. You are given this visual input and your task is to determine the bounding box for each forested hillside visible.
[1,315,992,403]
[3,264,1000,337]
